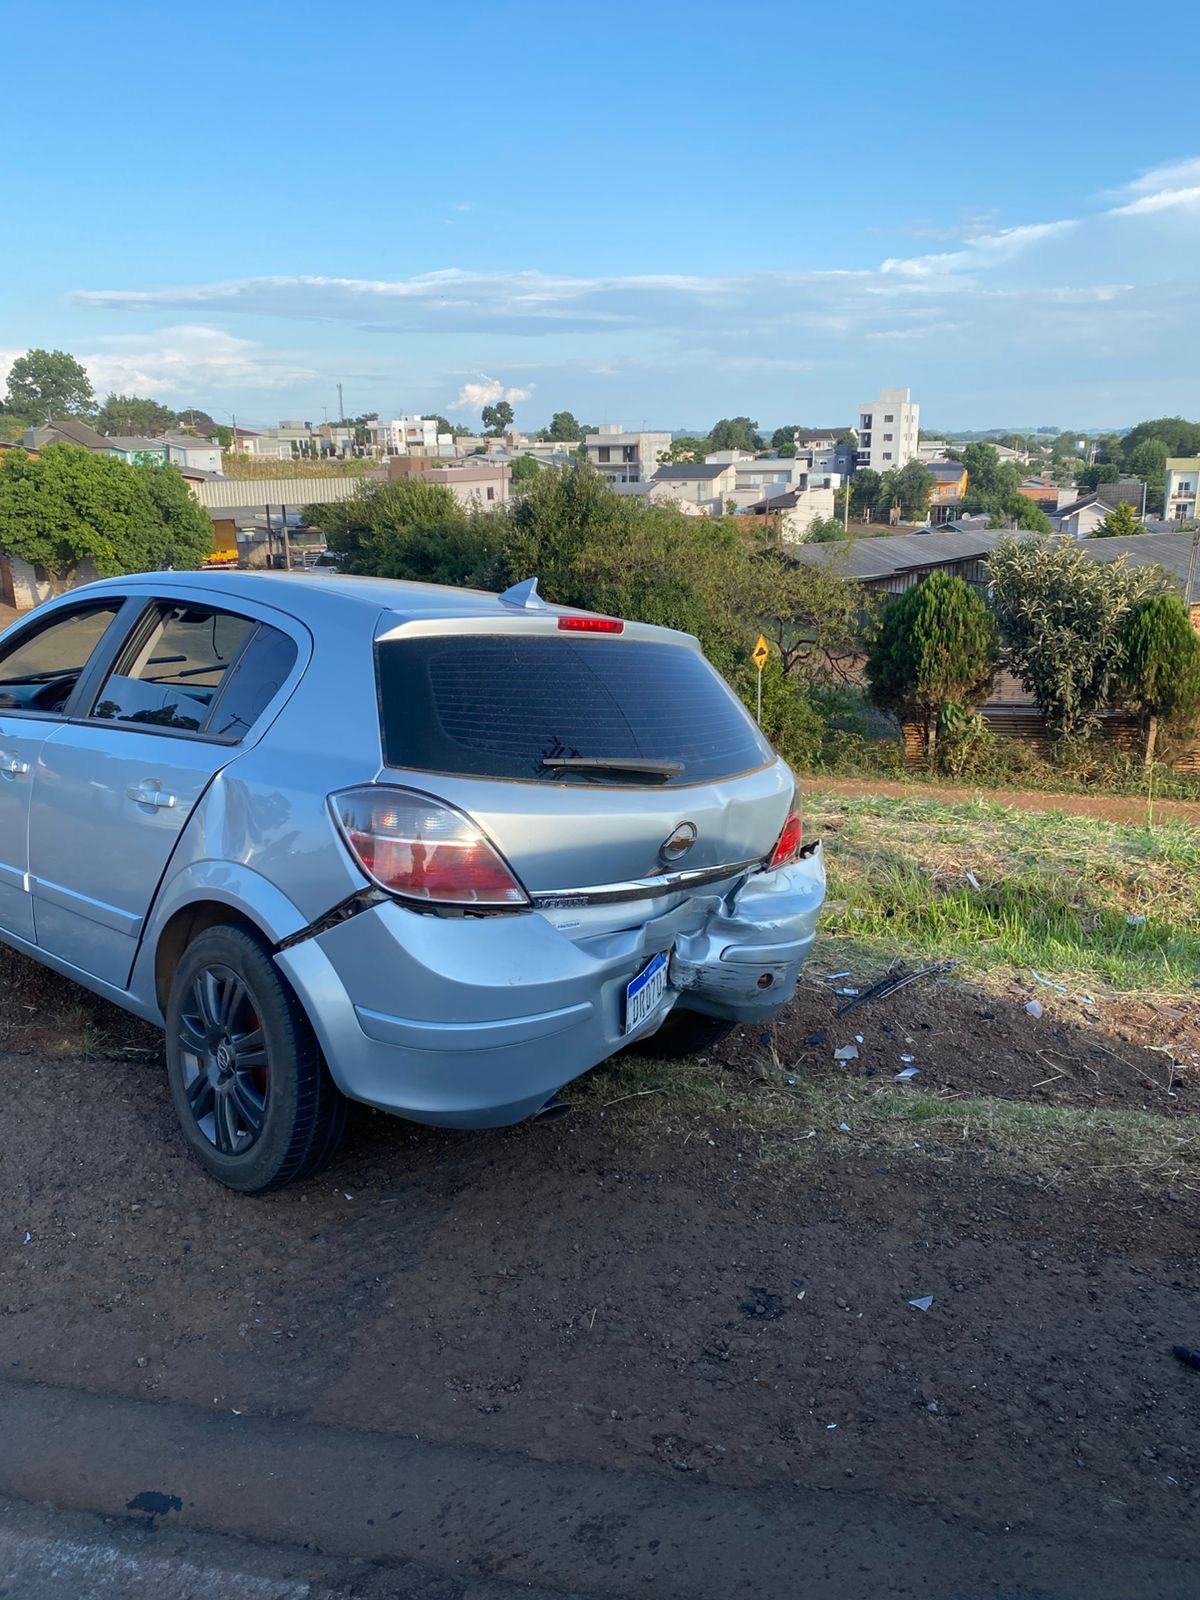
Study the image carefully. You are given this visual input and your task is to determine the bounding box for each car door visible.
[0,598,128,943]
[28,595,300,989]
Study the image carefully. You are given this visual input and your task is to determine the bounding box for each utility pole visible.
[280,505,292,571]
[1186,526,1200,614]
[337,383,344,423]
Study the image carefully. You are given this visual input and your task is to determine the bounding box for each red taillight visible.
[331,788,528,908]
[766,809,802,871]
[557,615,625,633]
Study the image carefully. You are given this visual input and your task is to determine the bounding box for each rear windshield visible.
[376,633,772,786]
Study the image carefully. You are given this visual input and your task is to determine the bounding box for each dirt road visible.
[1,972,1198,1596]
[808,773,1200,827]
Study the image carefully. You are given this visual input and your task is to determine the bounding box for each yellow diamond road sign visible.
[752,634,769,672]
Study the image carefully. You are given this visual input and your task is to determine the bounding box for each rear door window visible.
[377,633,771,785]
[87,602,297,740]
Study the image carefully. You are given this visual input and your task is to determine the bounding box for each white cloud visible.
[879,220,1077,279]
[452,376,532,412]
[78,324,316,396]
[1105,156,1200,217]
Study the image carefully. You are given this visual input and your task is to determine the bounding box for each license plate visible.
[624,951,670,1034]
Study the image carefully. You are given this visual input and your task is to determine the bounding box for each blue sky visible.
[3,0,1199,432]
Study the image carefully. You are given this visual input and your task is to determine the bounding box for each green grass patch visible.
[574,1051,1200,1190]
[806,789,1200,994]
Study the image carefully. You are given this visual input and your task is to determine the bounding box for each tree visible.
[865,573,998,758]
[209,424,233,449]
[988,536,1164,742]
[1077,462,1119,491]
[663,435,707,463]
[428,415,454,439]
[775,442,797,458]
[708,417,761,452]
[959,442,1022,508]
[849,468,880,520]
[1121,416,1200,460]
[481,400,514,435]
[95,392,179,437]
[771,425,800,451]
[1011,497,1052,533]
[3,349,94,425]
[894,459,934,521]
[1090,499,1145,539]
[1117,593,1200,766]
[1126,437,1169,514]
[508,455,543,486]
[547,411,585,442]
[178,408,217,435]
[805,516,845,543]
[305,477,500,587]
[0,445,212,589]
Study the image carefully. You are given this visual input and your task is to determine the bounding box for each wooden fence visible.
[901,703,1200,772]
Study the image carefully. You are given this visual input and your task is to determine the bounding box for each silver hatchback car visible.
[0,571,825,1190]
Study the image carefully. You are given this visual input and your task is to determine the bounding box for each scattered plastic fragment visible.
[899,1053,915,1064]
[836,959,957,1017]
[1173,1344,1200,1372]
[787,1076,797,1086]
[908,1295,934,1312]
[1079,994,1097,1008]
[759,1030,773,1045]
[854,1033,864,1044]
[1025,999,1043,1019]
[824,971,852,982]
[894,1067,920,1082]
[21,1233,31,1246]
[837,1122,851,1133]
[1030,970,1067,992]
[802,1028,826,1048]
[1127,913,1147,927]
[965,871,981,890]
[833,1045,859,1061]
[826,1422,837,1429]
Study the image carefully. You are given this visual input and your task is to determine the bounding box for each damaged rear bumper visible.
[274,842,825,1129]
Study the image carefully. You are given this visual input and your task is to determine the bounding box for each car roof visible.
[70,569,691,643]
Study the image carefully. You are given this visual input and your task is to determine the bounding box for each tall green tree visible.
[663,434,707,463]
[1090,499,1145,539]
[178,408,217,435]
[3,348,94,425]
[771,425,800,451]
[95,392,179,437]
[988,537,1164,742]
[865,572,998,757]
[0,445,212,588]
[708,417,761,452]
[508,454,543,486]
[547,411,585,442]
[481,399,514,435]
[1117,592,1200,766]
[894,459,934,521]
[849,467,880,519]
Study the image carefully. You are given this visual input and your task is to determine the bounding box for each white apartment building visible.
[585,423,672,484]
[856,387,920,472]
[368,416,452,456]
[1164,458,1200,522]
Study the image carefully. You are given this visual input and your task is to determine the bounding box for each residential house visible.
[1015,477,1078,514]
[855,387,920,472]
[743,483,837,542]
[926,462,968,523]
[1053,478,1147,538]
[1164,458,1200,522]
[368,416,453,457]
[23,419,115,452]
[917,439,951,463]
[421,463,510,511]
[649,461,738,513]
[102,436,170,465]
[585,423,672,485]
[160,432,224,474]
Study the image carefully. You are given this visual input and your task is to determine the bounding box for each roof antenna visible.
[498,576,546,609]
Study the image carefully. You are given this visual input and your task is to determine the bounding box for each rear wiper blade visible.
[540,756,684,781]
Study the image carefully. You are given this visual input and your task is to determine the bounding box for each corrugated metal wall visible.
[195,478,362,509]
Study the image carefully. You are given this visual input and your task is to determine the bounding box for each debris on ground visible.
[1127,913,1147,927]
[965,871,981,890]
[1173,1344,1200,1372]
[835,959,958,1017]
[908,1295,935,1312]
[899,1053,915,1064]
[833,1045,860,1062]
[1025,999,1043,1019]
[802,1029,826,1048]
[1030,970,1067,993]
[824,971,852,982]
[894,1067,920,1082]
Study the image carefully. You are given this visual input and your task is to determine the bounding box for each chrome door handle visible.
[1,756,30,776]
[127,786,177,809]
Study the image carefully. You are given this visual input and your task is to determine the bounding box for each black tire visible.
[165,924,347,1193]
[631,1009,735,1060]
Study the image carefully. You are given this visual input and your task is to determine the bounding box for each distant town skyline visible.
[3,2,1199,431]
